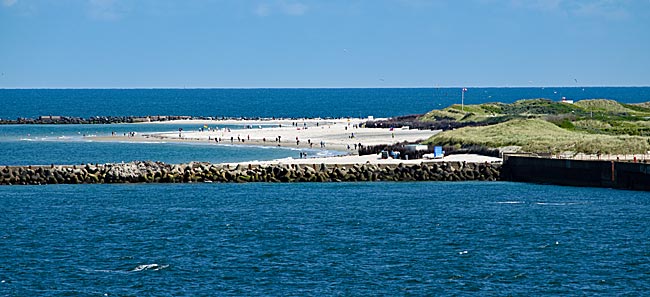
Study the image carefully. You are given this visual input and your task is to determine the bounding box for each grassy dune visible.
[419,99,585,123]
[419,98,650,154]
[420,99,650,123]
[575,99,650,115]
[424,118,650,154]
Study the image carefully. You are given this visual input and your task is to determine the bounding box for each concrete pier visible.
[502,156,650,191]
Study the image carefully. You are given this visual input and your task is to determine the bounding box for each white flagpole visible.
[461,88,465,112]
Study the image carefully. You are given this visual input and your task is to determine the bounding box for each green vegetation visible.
[424,119,650,154]
[631,102,650,110]
[420,98,650,154]
[419,98,586,123]
[574,99,650,115]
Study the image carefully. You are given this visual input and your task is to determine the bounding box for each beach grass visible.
[423,118,650,154]
[418,99,587,123]
[574,99,650,115]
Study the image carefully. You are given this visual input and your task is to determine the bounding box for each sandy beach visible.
[93,118,439,152]
[89,118,502,165]
[223,153,502,166]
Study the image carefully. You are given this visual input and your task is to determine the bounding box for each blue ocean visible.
[2,182,649,295]
[1,88,650,295]
[1,87,650,119]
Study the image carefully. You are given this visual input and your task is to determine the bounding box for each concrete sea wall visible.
[502,156,650,191]
[7,157,648,190]
[0,161,501,185]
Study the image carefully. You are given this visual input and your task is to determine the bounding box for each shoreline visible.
[87,118,444,163]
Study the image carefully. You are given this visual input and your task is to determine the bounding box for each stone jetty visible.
[0,161,501,185]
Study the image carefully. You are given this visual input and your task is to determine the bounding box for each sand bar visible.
[88,118,502,164]
[93,118,439,152]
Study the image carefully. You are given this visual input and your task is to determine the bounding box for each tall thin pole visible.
[461,88,465,112]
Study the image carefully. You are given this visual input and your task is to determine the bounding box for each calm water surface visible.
[0,124,340,165]
[2,87,649,118]
[1,182,648,296]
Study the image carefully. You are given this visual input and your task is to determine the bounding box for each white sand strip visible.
[225,153,502,166]
[90,119,439,153]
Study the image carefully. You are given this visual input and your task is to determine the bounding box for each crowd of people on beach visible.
[105,118,395,159]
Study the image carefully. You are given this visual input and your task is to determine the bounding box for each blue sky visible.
[1,0,649,88]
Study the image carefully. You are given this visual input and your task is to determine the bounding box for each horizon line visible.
[1,84,650,90]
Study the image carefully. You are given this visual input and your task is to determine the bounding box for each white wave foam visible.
[536,202,577,206]
[131,263,169,272]
[494,201,524,204]
[314,150,345,157]
[117,141,168,144]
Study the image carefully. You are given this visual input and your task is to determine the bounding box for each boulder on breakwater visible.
[0,161,501,185]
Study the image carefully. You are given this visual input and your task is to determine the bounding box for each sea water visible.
[0,123,337,165]
[1,87,649,119]
[1,88,650,295]
[1,182,649,295]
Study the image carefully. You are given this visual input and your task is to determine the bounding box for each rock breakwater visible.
[0,161,501,185]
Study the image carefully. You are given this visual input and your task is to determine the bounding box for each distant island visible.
[5,97,650,157]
